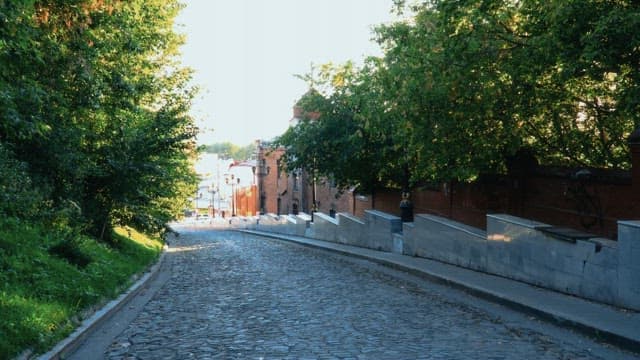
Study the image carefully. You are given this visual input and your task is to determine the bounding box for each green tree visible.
[203,142,255,161]
[375,0,639,184]
[276,61,408,204]
[280,0,639,196]
[0,0,198,241]
[402,0,638,171]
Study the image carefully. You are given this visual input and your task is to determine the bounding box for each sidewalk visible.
[241,229,640,354]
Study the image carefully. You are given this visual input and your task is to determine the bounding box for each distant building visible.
[255,141,306,215]
[227,160,258,216]
[192,153,222,216]
[255,107,352,217]
[193,153,255,217]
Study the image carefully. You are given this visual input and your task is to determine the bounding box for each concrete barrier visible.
[363,210,402,252]
[307,212,338,242]
[229,216,253,229]
[281,215,304,237]
[336,213,365,247]
[618,221,640,310]
[256,214,290,234]
[486,214,621,307]
[408,214,487,271]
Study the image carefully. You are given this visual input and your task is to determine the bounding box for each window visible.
[276,159,281,178]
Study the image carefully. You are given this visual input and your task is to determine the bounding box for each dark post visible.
[629,127,640,193]
[311,175,317,222]
[400,190,414,222]
[400,163,413,222]
[231,181,235,217]
[311,159,317,222]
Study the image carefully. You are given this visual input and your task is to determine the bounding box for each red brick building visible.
[255,139,353,216]
[227,160,259,217]
[255,106,353,216]
[255,141,308,215]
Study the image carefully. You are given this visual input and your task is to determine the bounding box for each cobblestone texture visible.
[105,229,637,359]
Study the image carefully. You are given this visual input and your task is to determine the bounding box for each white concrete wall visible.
[336,213,365,247]
[307,213,338,242]
[408,214,487,271]
[363,210,402,252]
[486,214,619,306]
[618,221,640,310]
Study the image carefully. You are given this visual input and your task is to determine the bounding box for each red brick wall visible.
[260,132,640,239]
[259,148,284,214]
[309,179,352,216]
[235,185,258,217]
[632,142,640,191]
[352,190,403,219]
[352,170,637,240]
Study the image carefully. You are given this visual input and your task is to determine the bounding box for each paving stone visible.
[104,230,637,360]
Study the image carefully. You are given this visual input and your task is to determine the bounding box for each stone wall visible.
[252,213,309,236]
[303,210,402,252]
[405,214,487,271]
[404,213,637,310]
[336,213,365,247]
[306,212,338,241]
[485,214,620,306]
[363,210,402,252]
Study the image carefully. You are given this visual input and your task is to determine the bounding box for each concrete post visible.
[618,220,640,310]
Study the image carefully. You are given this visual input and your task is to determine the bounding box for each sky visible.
[175,0,399,146]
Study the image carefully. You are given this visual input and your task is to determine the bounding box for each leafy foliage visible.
[278,0,639,195]
[203,142,256,161]
[0,0,198,240]
[0,144,45,219]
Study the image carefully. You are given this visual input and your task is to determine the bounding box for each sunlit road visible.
[92,228,635,359]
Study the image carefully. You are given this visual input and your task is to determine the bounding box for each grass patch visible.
[0,218,163,359]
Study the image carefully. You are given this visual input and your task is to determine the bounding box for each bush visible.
[0,143,45,219]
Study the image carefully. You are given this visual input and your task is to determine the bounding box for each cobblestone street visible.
[102,229,636,359]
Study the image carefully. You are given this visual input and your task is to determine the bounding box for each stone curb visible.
[240,230,640,355]
[37,246,168,360]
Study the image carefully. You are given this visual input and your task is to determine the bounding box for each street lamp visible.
[311,159,318,222]
[208,184,216,219]
[225,174,241,217]
[252,162,270,215]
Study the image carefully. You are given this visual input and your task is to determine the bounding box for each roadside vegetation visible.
[0,224,162,358]
[0,1,196,357]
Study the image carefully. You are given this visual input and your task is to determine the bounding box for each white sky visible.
[175,0,398,146]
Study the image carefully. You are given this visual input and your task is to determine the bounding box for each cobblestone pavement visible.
[104,229,638,359]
